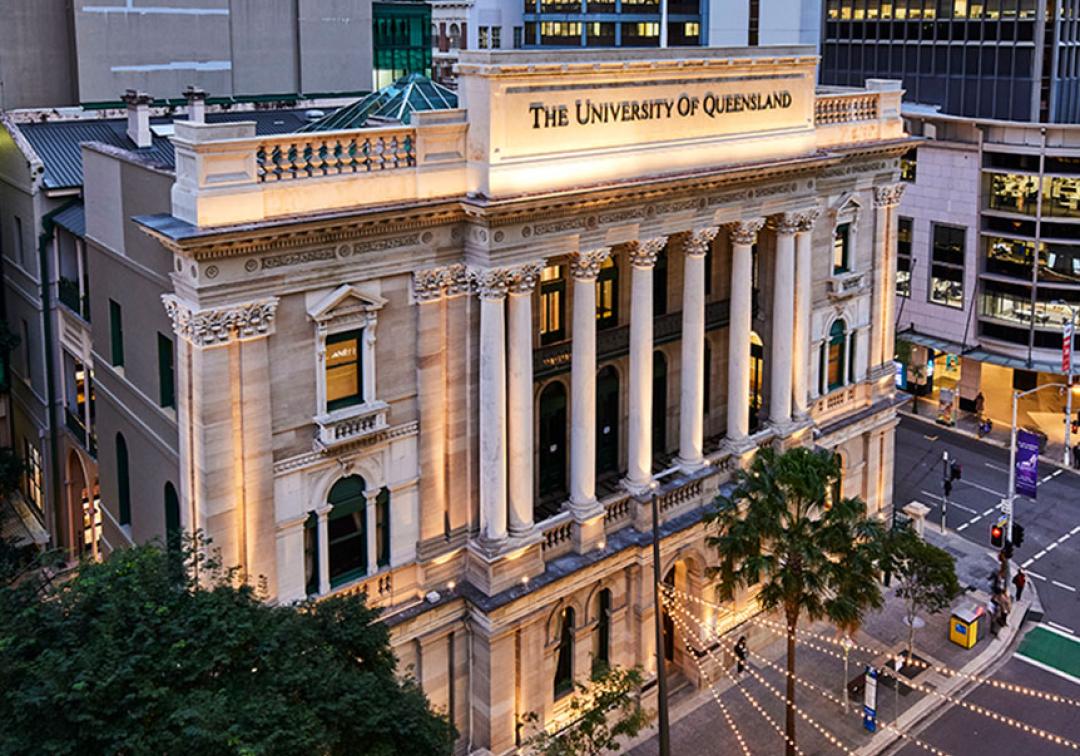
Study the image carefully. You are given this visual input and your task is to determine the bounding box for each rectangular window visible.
[929,223,965,309]
[23,438,43,513]
[596,257,618,330]
[326,330,364,411]
[157,332,175,409]
[109,300,124,367]
[13,216,23,265]
[491,26,501,48]
[897,217,913,297]
[514,26,523,48]
[376,488,390,567]
[685,21,700,37]
[539,265,566,345]
[748,0,760,44]
[901,148,917,182]
[304,512,319,595]
[479,26,489,48]
[833,222,852,273]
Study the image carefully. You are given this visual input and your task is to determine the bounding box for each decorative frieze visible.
[569,248,612,280]
[683,227,719,258]
[873,183,906,208]
[162,295,279,347]
[727,219,765,246]
[260,247,337,270]
[626,237,667,268]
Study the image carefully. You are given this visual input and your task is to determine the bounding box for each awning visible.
[51,201,85,238]
[898,328,1067,375]
[0,495,49,548]
[896,330,969,356]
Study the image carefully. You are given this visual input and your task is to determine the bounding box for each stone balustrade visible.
[314,401,389,450]
[815,80,904,149]
[828,270,869,299]
[540,513,574,559]
[255,128,416,182]
[815,92,880,125]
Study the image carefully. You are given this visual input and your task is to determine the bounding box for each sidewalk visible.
[626,529,1033,756]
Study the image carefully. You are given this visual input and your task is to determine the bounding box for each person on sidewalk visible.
[997,591,1012,629]
[734,635,748,676]
[988,596,1000,636]
[975,392,985,418]
[1014,569,1027,601]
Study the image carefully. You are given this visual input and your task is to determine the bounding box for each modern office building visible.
[894,106,1080,435]
[93,45,908,750]
[820,0,1080,123]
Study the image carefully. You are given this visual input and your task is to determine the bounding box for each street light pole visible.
[651,490,671,756]
[941,450,949,534]
[1006,390,1019,543]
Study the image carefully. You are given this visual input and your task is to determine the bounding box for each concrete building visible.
[894,107,1080,450]
[430,0,822,83]
[92,46,910,750]
[0,0,416,109]
[820,0,1080,124]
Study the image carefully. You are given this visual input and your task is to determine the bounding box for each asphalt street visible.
[894,415,1080,635]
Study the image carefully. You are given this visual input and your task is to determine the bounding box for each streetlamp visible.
[649,464,683,756]
[1005,381,1070,541]
[1051,300,1078,468]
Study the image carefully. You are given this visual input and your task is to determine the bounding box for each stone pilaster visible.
[677,227,718,471]
[624,237,667,495]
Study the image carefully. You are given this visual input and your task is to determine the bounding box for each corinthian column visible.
[792,210,818,417]
[472,268,510,545]
[624,237,667,495]
[678,227,718,471]
[874,183,906,371]
[726,220,764,446]
[507,262,543,536]
[770,215,799,428]
[569,248,611,517]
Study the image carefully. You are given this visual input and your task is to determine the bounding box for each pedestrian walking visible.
[988,596,1000,636]
[975,391,985,418]
[734,635,748,675]
[1013,569,1027,601]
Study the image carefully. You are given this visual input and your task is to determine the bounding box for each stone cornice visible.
[162,295,279,347]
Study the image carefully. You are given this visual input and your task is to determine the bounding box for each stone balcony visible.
[828,269,869,300]
[313,401,389,450]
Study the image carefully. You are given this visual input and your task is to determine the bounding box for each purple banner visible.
[1015,429,1040,499]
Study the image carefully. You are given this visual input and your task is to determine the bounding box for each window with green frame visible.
[326,330,364,411]
[376,487,390,568]
[595,256,618,330]
[827,319,847,391]
[109,300,124,367]
[327,475,367,587]
[833,223,851,273]
[157,333,175,409]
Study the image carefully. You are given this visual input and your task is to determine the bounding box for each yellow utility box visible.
[948,601,985,649]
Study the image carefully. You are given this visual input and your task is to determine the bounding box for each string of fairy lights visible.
[665,601,856,755]
[663,591,952,756]
[660,585,1080,751]
[665,584,1080,710]
[676,628,753,756]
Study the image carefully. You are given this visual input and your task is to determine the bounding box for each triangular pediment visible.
[307,284,387,324]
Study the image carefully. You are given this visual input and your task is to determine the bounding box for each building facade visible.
[820,0,1080,124]
[895,108,1080,429]
[116,47,910,751]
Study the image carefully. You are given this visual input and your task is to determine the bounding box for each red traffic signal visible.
[990,523,1004,548]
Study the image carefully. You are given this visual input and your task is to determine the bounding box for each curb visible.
[854,537,1038,756]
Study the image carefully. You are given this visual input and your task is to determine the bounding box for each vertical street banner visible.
[1015,429,1040,499]
[863,666,878,733]
[1065,321,1075,375]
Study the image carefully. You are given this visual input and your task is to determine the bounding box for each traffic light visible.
[991,522,1004,548]
[1013,522,1025,548]
[1003,541,1015,560]
[950,462,962,481]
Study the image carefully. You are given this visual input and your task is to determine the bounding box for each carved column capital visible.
[873,183,906,209]
[794,208,821,233]
[626,237,667,268]
[413,263,469,301]
[469,267,513,300]
[507,261,545,294]
[682,227,719,258]
[569,247,612,280]
[727,218,765,246]
[771,214,802,236]
[162,295,280,347]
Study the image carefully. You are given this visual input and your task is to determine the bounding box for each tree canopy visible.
[0,539,456,756]
[884,525,961,659]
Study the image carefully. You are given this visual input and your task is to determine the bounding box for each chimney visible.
[122,89,153,148]
[183,85,207,123]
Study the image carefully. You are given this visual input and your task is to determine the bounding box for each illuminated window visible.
[326,330,364,411]
[23,438,42,513]
[596,257,618,330]
[897,217,913,297]
[901,148,917,182]
[827,320,847,391]
[833,222,852,273]
[593,589,612,674]
[684,21,700,37]
[554,607,575,698]
[540,265,566,344]
[929,224,965,309]
[491,26,502,48]
[479,26,489,48]
[636,22,659,36]
[541,21,582,38]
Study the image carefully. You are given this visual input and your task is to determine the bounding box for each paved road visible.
[894,415,1080,635]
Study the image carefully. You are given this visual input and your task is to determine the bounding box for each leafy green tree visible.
[884,525,961,661]
[0,537,456,756]
[705,447,886,756]
[523,665,651,756]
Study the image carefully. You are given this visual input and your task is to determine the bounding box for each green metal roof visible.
[297,73,457,132]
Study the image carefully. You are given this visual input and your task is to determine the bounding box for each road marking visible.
[957,522,969,531]
[1044,622,1078,638]
[959,480,1007,498]
[1028,570,1046,580]
[985,462,1009,473]
[920,490,943,503]
[983,507,999,517]
[1053,581,1078,593]
[1015,654,1080,686]
[1060,535,1072,544]
[1048,543,1059,552]
[1034,550,1048,560]
[1072,525,1080,536]
[1022,558,1035,568]
[952,502,979,515]
[968,516,981,525]
[924,434,938,442]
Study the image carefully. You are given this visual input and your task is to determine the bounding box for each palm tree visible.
[705,446,886,756]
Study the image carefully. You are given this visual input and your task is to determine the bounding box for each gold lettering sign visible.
[528,91,794,129]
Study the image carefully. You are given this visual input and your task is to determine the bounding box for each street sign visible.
[1016,429,1040,498]
[863,666,878,733]
[1064,322,1074,375]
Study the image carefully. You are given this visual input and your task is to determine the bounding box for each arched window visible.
[376,486,391,568]
[116,433,131,526]
[554,607,575,698]
[327,476,367,587]
[164,482,180,553]
[304,512,319,595]
[449,23,461,49]
[596,256,618,330]
[593,589,612,674]
[827,320,847,392]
